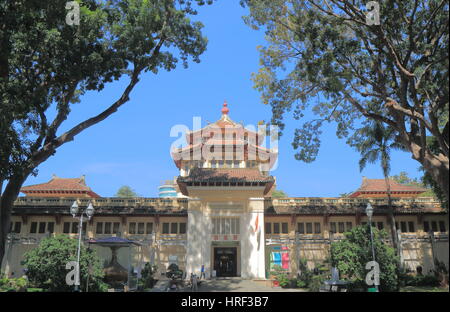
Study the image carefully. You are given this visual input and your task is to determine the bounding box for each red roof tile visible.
[350,178,427,196]
[21,175,100,197]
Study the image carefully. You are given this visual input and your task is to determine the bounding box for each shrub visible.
[138,263,158,289]
[330,226,399,292]
[0,273,28,292]
[433,259,449,287]
[297,259,313,288]
[270,265,290,288]
[22,235,108,292]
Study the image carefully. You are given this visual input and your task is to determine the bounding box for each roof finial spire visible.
[221,100,229,115]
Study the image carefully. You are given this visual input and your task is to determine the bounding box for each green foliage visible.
[270,265,290,288]
[330,226,399,292]
[22,235,108,292]
[138,262,158,289]
[0,273,29,292]
[166,263,183,279]
[271,188,288,198]
[296,258,313,288]
[241,0,449,199]
[115,185,139,198]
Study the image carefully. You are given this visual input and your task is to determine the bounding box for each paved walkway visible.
[151,277,307,292]
[187,278,307,292]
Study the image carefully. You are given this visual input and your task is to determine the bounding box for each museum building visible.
[2,103,448,281]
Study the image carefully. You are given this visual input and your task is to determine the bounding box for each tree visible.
[331,226,399,292]
[0,0,212,264]
[22,235,108,292]
[271,188,288,198]
[242,0,449,202]
[115,185,139,198]
[350,121,404,253]
[391,171,421,186]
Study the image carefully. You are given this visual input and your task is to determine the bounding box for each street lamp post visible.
[71,201,94,292]
[365,202,379,292]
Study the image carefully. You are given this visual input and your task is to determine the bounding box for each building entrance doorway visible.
[214,247,237,277]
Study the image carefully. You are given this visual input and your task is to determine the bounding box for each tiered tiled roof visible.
[20,175,100,198]
[177,168,275,196]
[171,101,277,169]
[349,177,427,198]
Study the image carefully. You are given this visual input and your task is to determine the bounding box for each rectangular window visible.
[338,222,345,233]
[179,223,186,234]
[113,222,120,234]
[423,221,430,233]
[82,222,87,234]
[221,218,226,234]
[306,223,313,234]
[297,223,304,234]
[138,222,145,234]
[408,221,415,233]
[104,222,112,234]
[212,218,218,234]
[162,223,170,234]
[314,222,321,234]
[439,221,446,232]
[313,222,321,234]
[377,222,384,230]
[96,222,103,234]
[235,218,240,234]
[13,222,22,234]
[224,219,231,234]
[38,222,46,234]
[431,221,438,232]
[129,222,136,235]
[30,222,37,234]
[170,223,178,234]
[273,223,280,234]
[72,222,78,234]
[231,219,237,234]
[146,222,153,234]
[330,222,336,233]
[346,222,353,231]
[395,222,399,231]
[47,222,55,233]
[63,222,71,234]
[400,221,407,233]
[265,222,272,234]
[281,223,288,234]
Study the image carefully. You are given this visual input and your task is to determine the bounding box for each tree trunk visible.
[0,173,28,268]
[410,148,449,203]
[384,175,399,255]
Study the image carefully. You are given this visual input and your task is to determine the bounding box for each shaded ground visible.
[400,286,449,292]
[151,278,307,292]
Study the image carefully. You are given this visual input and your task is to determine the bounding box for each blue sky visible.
[21,1,423,197]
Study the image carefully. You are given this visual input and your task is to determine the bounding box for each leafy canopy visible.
[0,0,211,181]
[115,185,139,197]
[331,226,399,291]
[22,235,108,292]
[241,0,449,199]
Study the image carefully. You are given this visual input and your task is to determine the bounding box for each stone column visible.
[241,198,266,279]
[186,198,211,278]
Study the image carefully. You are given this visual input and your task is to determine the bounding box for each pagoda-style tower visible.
[172,102,277,279]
